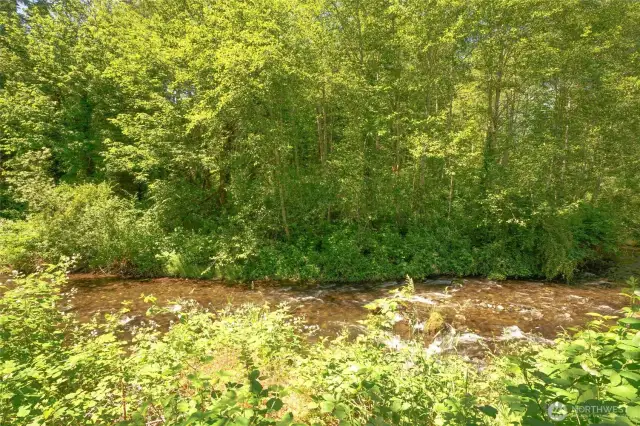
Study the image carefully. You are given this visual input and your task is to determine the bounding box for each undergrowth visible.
[1,265,639,425]
[0,184,620,281]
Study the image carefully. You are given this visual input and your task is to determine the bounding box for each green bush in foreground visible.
[498,278,640,425]
[1,267,639,425]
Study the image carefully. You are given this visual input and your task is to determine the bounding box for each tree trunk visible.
[274,144,290,239]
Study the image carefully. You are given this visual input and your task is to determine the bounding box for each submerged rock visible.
[519,307,544,320]
[394,293,439,305]
[457,332,484,344]
[558,312,572,321]
[426,335,458,356]
[168,304,182,313]
[425,325,458,356]
[500,325,526,340]
[499,325,555,345]
[318,283,339,290]
[119,315,136,326]
[424,292,452,299]
[584,280,613,288]
[531,335,555,345]
[595,304,616,313]
[297,296,324,303]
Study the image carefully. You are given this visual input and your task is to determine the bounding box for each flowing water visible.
[60,275,627,354]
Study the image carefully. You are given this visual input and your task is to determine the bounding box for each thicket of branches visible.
[1,0,639,279]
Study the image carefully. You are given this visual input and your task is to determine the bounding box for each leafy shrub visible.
[295,282,489,425]
[157,229,217,278]
[1,266,639,425]
[0,218,42,272]
[0,183,163,275]
[0,261,128,423]
[0,190,621,281]
[498,277,640,425]
[0,264,303,425]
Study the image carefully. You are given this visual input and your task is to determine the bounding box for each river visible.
[61,275,626,355]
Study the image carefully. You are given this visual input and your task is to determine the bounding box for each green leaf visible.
[627,405,640,421]
[276,412,294,426]
[609,372,622,386]
[234,417,250,426]
[608,384,638,401]
[250,379,263,394]
[619,318,640,329]
[267,398,283,411]
[333,403,349,419]
[16,406,30,418]
[577,385,598,403]
[580,361,601,376]
[320,401,335,413]
[620,371,640,381]
[249,370,260,381]
[479,405,498,418]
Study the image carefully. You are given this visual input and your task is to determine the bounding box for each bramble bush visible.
[0,184,162,275]
[1,265,639,425]
[497,278,640,425]
[0,262,303,425]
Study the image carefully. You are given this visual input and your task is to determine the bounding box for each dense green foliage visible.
[1,0,640,279]
[1,267,639,425]
[502,279,640,424]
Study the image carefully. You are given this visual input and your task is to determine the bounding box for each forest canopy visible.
[1,0,639,280]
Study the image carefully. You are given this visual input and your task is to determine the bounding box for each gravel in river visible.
[61,275,627,355]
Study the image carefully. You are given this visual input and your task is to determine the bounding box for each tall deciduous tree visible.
[1,0,638,279]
